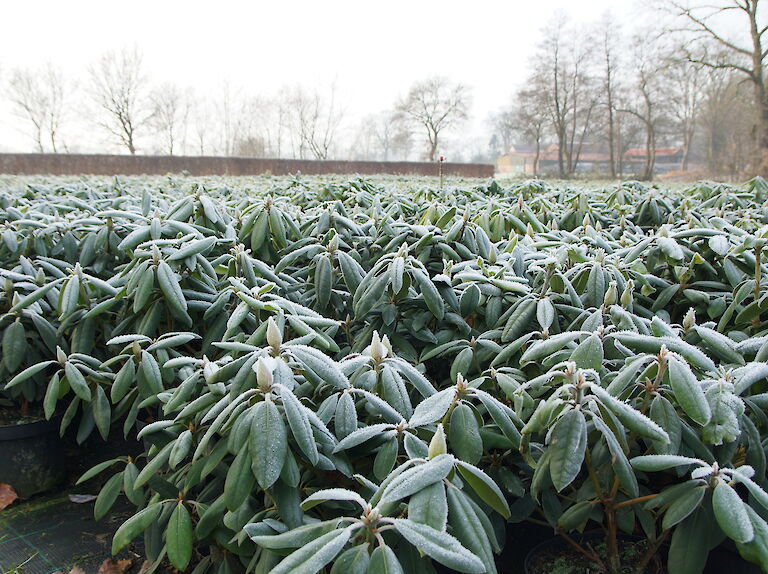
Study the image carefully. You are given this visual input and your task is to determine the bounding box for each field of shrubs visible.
[2,174,768,574]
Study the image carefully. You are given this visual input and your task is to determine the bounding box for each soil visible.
[0,404,47,426]
[526,538,664,574]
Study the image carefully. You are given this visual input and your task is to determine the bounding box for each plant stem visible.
[755,246,762,303]
[559,531,607,571]
[634,529,670,573]
[614,493,657,510]
[604,501,621,574]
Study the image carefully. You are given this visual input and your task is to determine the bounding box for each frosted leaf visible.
[300,488,367,511]
[391,518,485,573]
[733,362,768,394]
[409,389,456,428]
[334,423,393,453]
[380,455,454,505]
[270,526,352,574]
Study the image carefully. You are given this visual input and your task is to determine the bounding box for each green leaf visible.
[455,460,511,519]
[408,481,448,531]
[449,403,482,464]
[446,484,498,574]
[247,520,340,549]
[9,277,65,313]
[280,385,319,465]
[373,435,399,480]
[250,400,288,489]
[548,409,587,492]
[92,385,112,440]
[589,383,669,443]
[225,445,256,510]
[270,527,352,574]
[64,362,91,401]
[570,334,603,371]
[380,455,454,505]
[335,423,392,452]
[630,455,702,472]
[156,260,190,322]
[667,504,716,574]
[330,544,370,574]
[662,485,706,530]
[5,360,56,390]
[3,320,26,372]
[409,388,455,427]
[112,504,163,554]
[77,458,123,485]
[368,545,405,574]
[735,506,768,570]
[301,488,367,511]
[667,355,711,425]
[392,519,485,573]
[413,269,445,320]
[94,472,123,521]
[167,502,193,570]
[713,481,754,543]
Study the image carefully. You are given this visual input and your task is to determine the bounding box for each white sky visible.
[0,0,643,154]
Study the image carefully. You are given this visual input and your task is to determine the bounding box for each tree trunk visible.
[757,82,768,176]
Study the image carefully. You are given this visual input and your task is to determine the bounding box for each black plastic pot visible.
[0,417,66,498]
[524,532,660,574]
[524,532,763,574]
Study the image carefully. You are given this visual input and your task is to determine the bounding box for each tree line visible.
[1,0,766,179]
[491,1,767,180]
[1,48,468,164]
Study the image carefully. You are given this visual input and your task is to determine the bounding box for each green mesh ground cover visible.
[0,493,137,574]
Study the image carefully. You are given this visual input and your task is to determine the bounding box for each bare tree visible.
[490,108,516,156]
[396,77,470,161]
[665,54,706,170]
[595,12,623,177]
[699,66,755,175]
[665,0,768,173]
[617,34,671,181]
[516,87,550,177]
[149,83,191,155]
[88,47,148,154]
[287,83,345,160]
[532,14,599,177]
[6,63,67,152]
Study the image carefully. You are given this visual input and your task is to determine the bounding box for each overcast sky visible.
[0,0,643,153]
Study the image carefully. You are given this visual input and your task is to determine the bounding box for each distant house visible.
[623,147,684,174]
[496,145,684,176]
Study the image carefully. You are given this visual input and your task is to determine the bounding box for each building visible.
[496,145,685,176]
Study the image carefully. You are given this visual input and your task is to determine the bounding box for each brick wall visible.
[0,153,495,178]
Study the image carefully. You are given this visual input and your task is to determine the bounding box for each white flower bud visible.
[621,280,634,308]
[428,423,447,459]
[56,346,67,364]
[683,308,696,331]
[370,331,387,362]
[603,281,617,307]
[254,356,275,391]
[202,356,219,383]
[266,316,282,351]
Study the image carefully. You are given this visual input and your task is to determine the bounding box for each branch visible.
[672,2,753,57]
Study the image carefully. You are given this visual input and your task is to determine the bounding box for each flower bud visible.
[603,281,617,307]
[620,280,634,308]
[428,423,447,459]
[254,357,275,391]
[683,308,696,331]
[202,356,219,384]
[267,316,282,351]
[56,346,67,364]
[369,331,387,362]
